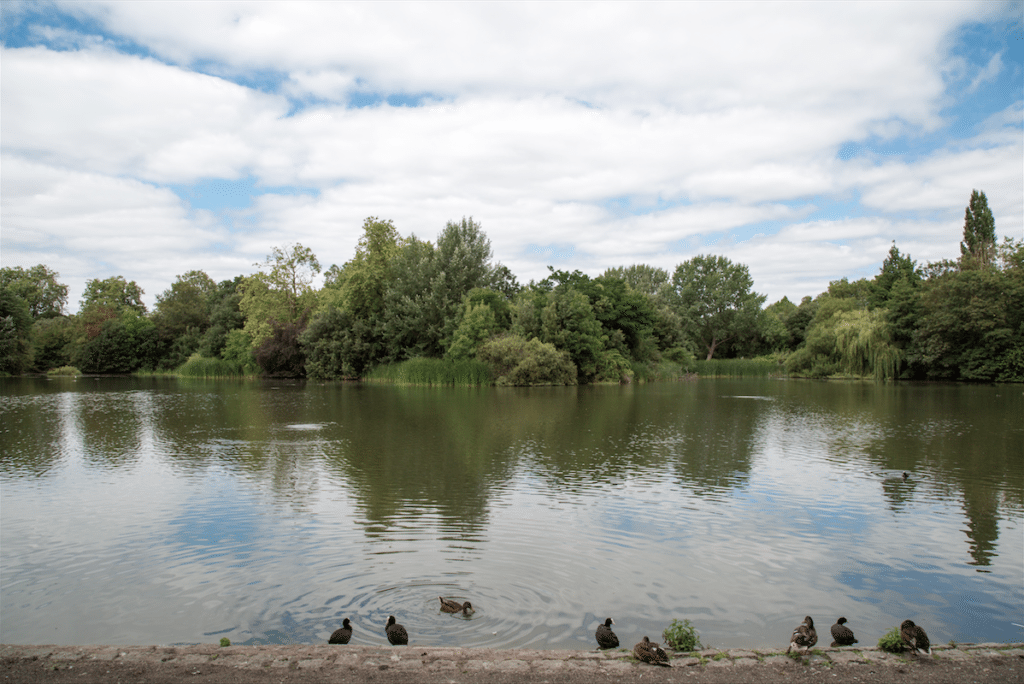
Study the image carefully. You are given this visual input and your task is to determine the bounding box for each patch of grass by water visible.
[47,366,81,376]
[684,357,785,378]
[366,358,492,386]
[175,355,252,378]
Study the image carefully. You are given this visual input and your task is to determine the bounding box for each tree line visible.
[2,191,1021,383]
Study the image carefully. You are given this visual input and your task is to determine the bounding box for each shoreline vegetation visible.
[3,193,1022,386]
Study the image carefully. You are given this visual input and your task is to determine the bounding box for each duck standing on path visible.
[439,597,474,615]
[786,616,818,653]
[595,618,618,650]
[900,619,931,655]
[328,618,352,644]
[385,615,408,645]
[830,617,857,647]
[633,636,671,666]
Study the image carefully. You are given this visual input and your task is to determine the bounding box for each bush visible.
[878,626,904,653]
[301,307,381,380]
[663,619,701,652]
[476,334,576,386]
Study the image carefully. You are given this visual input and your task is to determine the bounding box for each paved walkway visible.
[3,642,1023,683]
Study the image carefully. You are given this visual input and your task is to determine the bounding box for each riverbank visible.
[3,642,1022,683]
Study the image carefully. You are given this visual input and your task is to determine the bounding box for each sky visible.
[1,1,1022,313]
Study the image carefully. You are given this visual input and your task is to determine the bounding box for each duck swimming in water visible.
[786,616,818,653]
[328,618,352,644]
[439,597,474,615]
[385,615,408,645]
[595,618,618,650]
[830,617,857,647]
[900,619,931,655]
[633,636,670,666]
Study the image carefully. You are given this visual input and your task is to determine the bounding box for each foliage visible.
[0,286,35,374]
[219,638,231,648]
[153,270,216,342]
[878,627,905,653]
[46,366,81,376]
[667,255,766,360]
[301,306,382,380]
[663,619,701,652]
[199,277,246,358]
[960,189,996,269]
[871,243,920,308]
[220,329,260,375]
[81,275,147,315]
[447,302,503,361]
[366,357,492,386]
[476,334,577,386]
[603,264,670,297]
[240,243,320,347]
[0,264,68,319]
[539,287,606,382]
[833,308,903,381]
[254,316,308,378]
[31,316,77,371]
[336,217,405,320]
[71,310,159,373]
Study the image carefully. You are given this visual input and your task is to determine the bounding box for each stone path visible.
[3,642,1022,683]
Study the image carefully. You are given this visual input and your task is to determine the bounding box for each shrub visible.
[663,619,701,652]
[476,334,576,386]
[878,626,904,653]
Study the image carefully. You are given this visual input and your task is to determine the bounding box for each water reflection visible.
[1,377,1021,649]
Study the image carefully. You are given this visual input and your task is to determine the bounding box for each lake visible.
[1,377,1021,650]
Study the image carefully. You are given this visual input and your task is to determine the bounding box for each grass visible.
[175,355,252,378]
[683,358,785,378]
[366,358,492,386]
[46,366,81,376]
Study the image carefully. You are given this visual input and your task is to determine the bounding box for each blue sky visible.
[1,1,1021,311]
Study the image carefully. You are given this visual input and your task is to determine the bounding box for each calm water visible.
[1,377,1021,650]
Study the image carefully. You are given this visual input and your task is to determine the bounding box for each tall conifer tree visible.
[960,189,996,268]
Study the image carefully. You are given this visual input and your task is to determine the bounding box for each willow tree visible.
[834,308,903,381]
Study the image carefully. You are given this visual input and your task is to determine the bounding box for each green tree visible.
[31,316,77,371]
[603,264,670,297]
[871,243,920,307]
[71,310,159,373]
[240,243,320,347]
[301,307,381,379]
[198,277,246,358]
[668,255,766,360]
[539,287,606,382]
[153,270,217,369]
[338,217,405,320]
[0,287,34,374]
[81,276,146,314]
[447,302,502,361]
[476,333,577,386]
[960,189,996,269]
[0,265,69,319]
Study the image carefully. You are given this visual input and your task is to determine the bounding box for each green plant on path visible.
[663,618,701,652]
[878,627,905,653]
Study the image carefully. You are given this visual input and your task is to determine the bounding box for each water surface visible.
[2,377,1021,649]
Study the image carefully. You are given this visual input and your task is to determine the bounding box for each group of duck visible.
[328,597,474,646]
[327,599,933,666]
[786,616,933,656]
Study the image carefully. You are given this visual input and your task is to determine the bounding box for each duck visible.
[786,616,818,653]
[633,636,670,666]
[900,619,931,655]
[385,615,408,645]
[439,597,474,615]
[830,617,857,647]
[902,472,909,480]
[595,618,619,650]
[328,618,352,644]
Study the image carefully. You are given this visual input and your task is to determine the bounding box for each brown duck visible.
[830,617,857,647]
[385,615,408,645]
[595,618,619,650]
[786,616,818,653]
[633,636,670,666]
[328,618,352,644]
[900,619,931,655]
[439,597,474,615]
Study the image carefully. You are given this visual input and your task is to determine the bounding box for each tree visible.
[153,270,217,369]
[668,255,766,360]
[71,310,159,373]
[603,264,670,297]
[81,276,146,314]
[960,189,996,269]
[0,287,34,374]
[240,243,320,347]
[198,277,246,358]
[0,265,69,319]
[301,307,381,379]
[870,243,920,308]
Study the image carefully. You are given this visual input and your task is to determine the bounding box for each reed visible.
[175,355,250,378]
[366,358,492,386]
[684,358,784,378]
[46,366,82,376]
